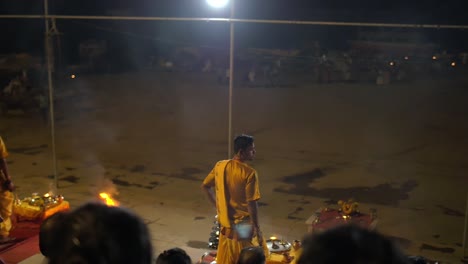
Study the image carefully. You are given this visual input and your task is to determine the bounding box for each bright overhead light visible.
[206,0,229,8]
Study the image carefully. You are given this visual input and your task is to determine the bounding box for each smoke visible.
[81,153,119,200]
[96,177,119,197]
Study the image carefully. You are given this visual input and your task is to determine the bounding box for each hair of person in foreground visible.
[41,202,153,264]
[237,246,266,264]
[297,225,409,264]
[155,247,192,264]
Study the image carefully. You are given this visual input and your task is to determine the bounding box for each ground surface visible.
[2,71,468,263]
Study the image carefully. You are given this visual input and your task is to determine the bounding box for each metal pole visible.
[44,0,58,191]
[228,0,235,158]
[1,14,468,29]
[2,14,468,30]
[463,191,468,257]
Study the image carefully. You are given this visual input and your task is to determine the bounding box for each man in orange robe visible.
[202,134,268,264]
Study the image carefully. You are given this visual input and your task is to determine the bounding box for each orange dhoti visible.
[216,229,269,264]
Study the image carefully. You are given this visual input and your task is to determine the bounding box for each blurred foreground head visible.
[237,246,266,264]
[155,247,192,264]
[297,225,409,264]
[41,202,153,264]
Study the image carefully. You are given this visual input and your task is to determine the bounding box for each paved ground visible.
[1,71,468,263]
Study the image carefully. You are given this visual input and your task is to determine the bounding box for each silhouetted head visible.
[407,256,427,264]
[298,225,409,264]
[237,247,266,264]
[156,247,192,264]
[44,202,153,264]
[40,211,69,257]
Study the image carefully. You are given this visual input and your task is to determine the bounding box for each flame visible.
[99,192,119,206]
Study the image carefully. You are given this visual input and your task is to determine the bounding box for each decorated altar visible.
[13,192,70,221]
[305,199,378,234]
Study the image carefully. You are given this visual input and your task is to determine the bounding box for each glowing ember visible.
[99,192,119,206]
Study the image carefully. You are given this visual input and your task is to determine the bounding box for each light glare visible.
[206,0,229,8]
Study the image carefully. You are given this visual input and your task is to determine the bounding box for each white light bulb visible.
[206,0,229,8]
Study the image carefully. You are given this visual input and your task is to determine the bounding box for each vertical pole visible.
[44,0,58,191]
[463,192,468,257]
[228,0,235,158]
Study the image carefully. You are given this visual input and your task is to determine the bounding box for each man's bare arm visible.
[247,200,260,229]
[247,200,264,245]
[201,184,216,208]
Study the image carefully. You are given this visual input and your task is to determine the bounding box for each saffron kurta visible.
[203,159,266,264]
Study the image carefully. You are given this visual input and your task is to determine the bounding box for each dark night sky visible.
[1,0,467,22]
[0,1,467,56]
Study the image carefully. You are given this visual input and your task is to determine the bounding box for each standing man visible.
[0,136,15,243]
[202,135,268,264]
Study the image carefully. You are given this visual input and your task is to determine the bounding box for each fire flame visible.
[99,192,119,206]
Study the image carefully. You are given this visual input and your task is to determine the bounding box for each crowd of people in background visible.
[154,49,468,89]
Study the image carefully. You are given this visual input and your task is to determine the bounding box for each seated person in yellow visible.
[0,136,15,243]
[202,134,268,264]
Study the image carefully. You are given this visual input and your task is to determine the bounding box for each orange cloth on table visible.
[202,159,267,264]
[266,248,301,264]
